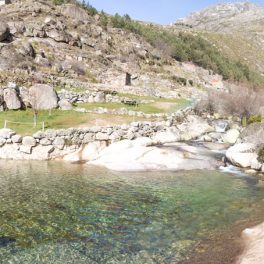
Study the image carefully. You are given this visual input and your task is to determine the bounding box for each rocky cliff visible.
[172,2,264,73]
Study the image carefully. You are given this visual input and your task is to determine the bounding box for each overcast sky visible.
[87,0,264,24]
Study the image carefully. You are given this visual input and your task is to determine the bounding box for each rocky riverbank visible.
[0,110,241,162]
[225,122,264,173]
[236,222,264,264]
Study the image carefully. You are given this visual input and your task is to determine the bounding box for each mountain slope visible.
[176,2,264,33]
[172,2,264,74]
[0,0,246,101]
[0,0,262,103]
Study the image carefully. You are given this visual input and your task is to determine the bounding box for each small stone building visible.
[0,0,11,5]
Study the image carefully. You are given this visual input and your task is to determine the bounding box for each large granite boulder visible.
[222,129,240,144]
[0,128,15,139]
[29,84,58,110]
[61,4,90,21]
[58,99,73,110]
[152,128,180,144]
[46,29,70,43]
[22,136,37,147]
[241,122,264,145]
[89,138,217,172]
[178,115,214,140]
[3,88,22,110]
[94,92,105,103]
[226,143,259,168]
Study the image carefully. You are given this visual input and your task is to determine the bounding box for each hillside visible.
[1,0,262,102]
[172,2,264,74]
[0,0,217,100]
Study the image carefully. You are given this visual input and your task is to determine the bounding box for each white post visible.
[42,122,45,132]
[4,120,7,128]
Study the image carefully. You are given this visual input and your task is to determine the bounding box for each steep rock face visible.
[172,2,264,73]
[176,3,264,33]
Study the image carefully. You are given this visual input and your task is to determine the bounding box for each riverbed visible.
[0,161,264,263]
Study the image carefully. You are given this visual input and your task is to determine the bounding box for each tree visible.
[29,84,58,127]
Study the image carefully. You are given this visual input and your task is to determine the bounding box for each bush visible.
[100,11,109,29]
[257,147,264,164]
[53,0,66,5]
[248,115,262,125]
[194,86,264,119]
[80,1,98,15]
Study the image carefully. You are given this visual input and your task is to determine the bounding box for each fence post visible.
[42,122,45,132]
[4,120,7,128]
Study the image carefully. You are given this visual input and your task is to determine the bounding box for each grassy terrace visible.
[78,96,191,114]
[0,110,155,136]
[0,97,191,135]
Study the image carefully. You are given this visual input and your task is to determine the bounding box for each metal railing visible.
[4,120,45,132]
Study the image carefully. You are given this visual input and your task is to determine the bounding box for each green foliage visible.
[81,1,98,15]
[53,0,66,5]
[242,116,248,127]
[100,11,109,29]
[105,13,263,86]
[248,115,262,125]
[257,147,264,164]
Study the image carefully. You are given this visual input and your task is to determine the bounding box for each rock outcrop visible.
[226,143,259,169]
[237,222,264,264]
[3,87,21,110]
[241,123,264,145]
[175,2,264,33]
[88,138,218,171]
[172,2,264,74]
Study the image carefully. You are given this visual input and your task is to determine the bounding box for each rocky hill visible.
[172,2,264,73]
[176,2,264,33]
[1,0,254,103]
[0,0,212,100]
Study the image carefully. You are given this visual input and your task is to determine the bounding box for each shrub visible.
[53,0,66,5]
[195,86,264,119]
[257,147,264,164]
[248,115,262,125]
[100,11,109,29]
[80,1,98,15]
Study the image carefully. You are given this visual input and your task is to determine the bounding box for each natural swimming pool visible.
[0,161,263,263]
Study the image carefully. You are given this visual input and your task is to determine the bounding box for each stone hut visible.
[0,0,11,5]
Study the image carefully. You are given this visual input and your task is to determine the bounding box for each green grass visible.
[78,102,163,114]
[78,98,191,114]
[0,109,156,135]
[0,109,88,135]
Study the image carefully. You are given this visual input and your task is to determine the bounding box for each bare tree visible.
[28,84,58,128]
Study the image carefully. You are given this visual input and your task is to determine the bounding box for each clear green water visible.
[0,161,264,264]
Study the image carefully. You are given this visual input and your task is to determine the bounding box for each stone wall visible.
[0,108,192,160]
[0,108,243,161]
[57,89,151,104]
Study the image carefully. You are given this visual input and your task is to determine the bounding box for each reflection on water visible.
[0,160,263,263]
